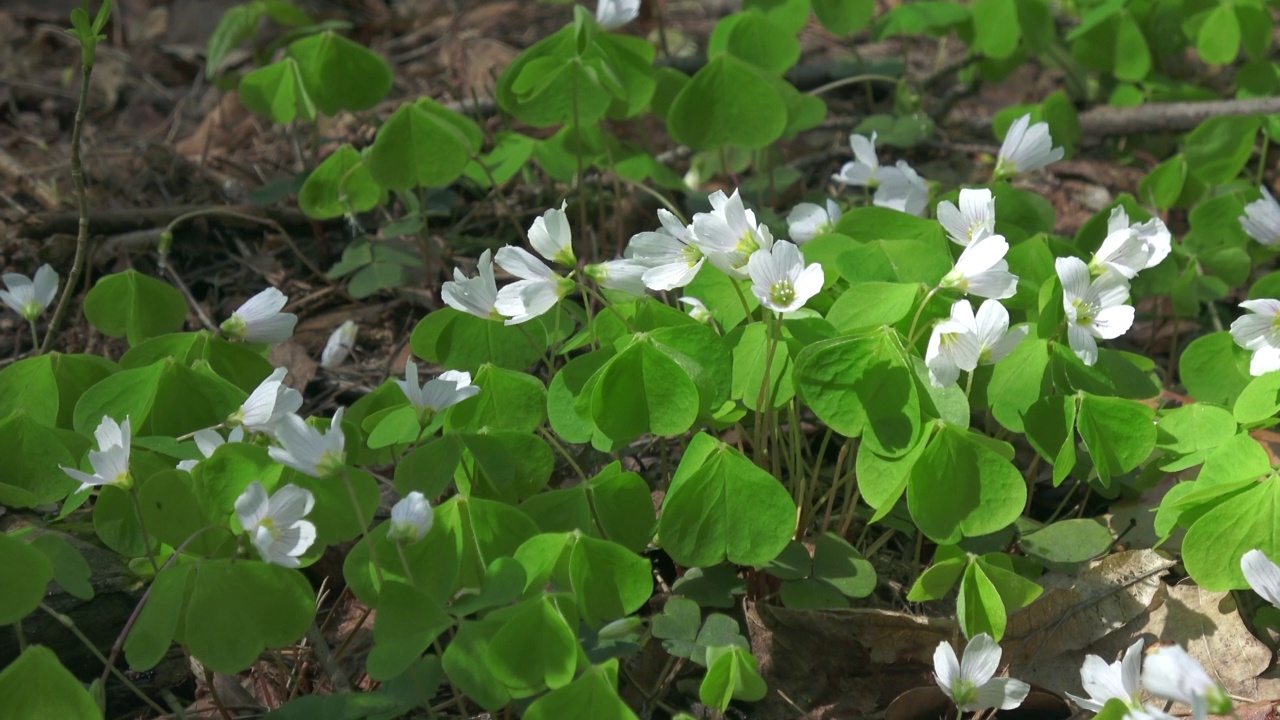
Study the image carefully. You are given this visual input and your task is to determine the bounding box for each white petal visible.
[1243,550,1280,608]
[986,325,1029,364]
[786,203,831,243]
[974,677,1029,711]
[850,133,879,171]
[956,235,1009,277]
[933,641,961,694]
[1250,346,1280,376]
[32,264,59,308]
[242,313,298,344]
[595,0,640,29]
[642,259,703,291]
[235,481,271,531]
[269,484,315,526]
[1120,638,1145,696]
[494,246,555,281]
[1068,323,1099,366]
[235,288,288,323]
[193,429,227,458]
[965,267,1019,300]
[529,201,573,265]
[959,634,1002,686]
[1078,654,1129,705]
[1092,305,1135,340]
[1056,256,1092,304]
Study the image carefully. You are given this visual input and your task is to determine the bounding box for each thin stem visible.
[204,666,233,720]
[729,277,755,322]
[754,313,780,468]
[12,622,26,652]
[906,285,941,347]
[341,470,383,585]
[129,486,160,574]
[1259,132,1271,186]
[394,541,416,586]
[39,603,169,716]
[40,59,94,354]
[806,74,903,97]
[963,369,975,401]
[538,427,587,482]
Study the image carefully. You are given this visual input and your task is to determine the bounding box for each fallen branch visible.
[1075,96,1280,136]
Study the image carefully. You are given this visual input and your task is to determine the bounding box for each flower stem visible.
[39,602,169,717]
[906,285,941,347]
[754,313,780,469]
[129,486,160,574]
[341,470,383,585]
[40,54,94,354]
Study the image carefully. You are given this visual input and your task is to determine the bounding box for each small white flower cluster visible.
[994,114,1065,180]
[831,132,930,216]
[1231,188,1280,374]
[0,264,59,323]
[442,190,825,322]
[924,188,1025,386]
[1058,205,1171,366]
[1068,637,1233,720]
[933,633,1030,713]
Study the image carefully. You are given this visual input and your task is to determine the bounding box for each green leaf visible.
[435,495,539,589]
[827,282,920,333]
[855,430,927,520]
[495,26,614,127]
[743,0,809,33]
[812,532,876,598]
[93,485,156,558]
[1196,4,1240,65]
[74,359,245,438]
[794,330,921,456]
[907,427,1026,545]
[971,0,1021,60]
[368,103,474,190]
[83,270,187,346]
[367,581,453,681]
[812,0,875,35]
[290,467,380,547]
[125,563,193,671]
[658,433,797,567]
[590,336,699,443]
[298,144,382,219]
[524,659,639,720]
[1180,332,1253,406]
[700,646,767,709]
[206,3,264,77]
[184,559,316,673]
[1076,394,1156,486]
[1185,115,1260,185]
[1112,12,1151,81]
[874,1,970,38]
[569,535,652,627]
[521,464,655,554]
[728,323,794,411]
[0,532,53,625]
[1139,155,1187,210]
[1022,394,1077,484]
[957,561,1007,640]
[1235,372,1280,425]
[486,596,579,696]
[0,411,79,507]
[441,618,511,710]
[667,54,788,151]
[1183,476,1280,590]
[411,307,557,373]
[0,646,104,720]
[238,58,315,123]
[708,11,800,75]
[1156,403,1237,471]
[1019,519,1113,567]
[287,31,392,114]
[671,565,747,608]
[906,545,967,601]
[343,522,459,608]
[27,534,93,600]
[446,365,545,434]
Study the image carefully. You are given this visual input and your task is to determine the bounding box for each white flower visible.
[925,309,980,388]
[940,234,1018,299]
[595,0,639,30]
[1241,187,1280,246]
[679,297,712,323]
[1089,206,1173,279]
[747,241,824,314]
[933,633,1030,713]
[786,199,842,243]
[874,160,929,217]
[177,426,245,471]
[0,264,58,321]
[493,246,575,326]
[585,258,649,295]
[221,287,297,344]
[994,114,1064,178]
[1066,639,1176,720]
[320,320,357,369]
[228,367,304,434]
[924,300,1025,387]
[832,132,880,187]
[61,416,132,491]
[442,249,502,320]
[387,491,433,543]
[529,201,575,267]
[1142,644,1233,720]
[691,189,773,279]
[625,209,706,291]
[1242,549,1280,608]
[1230,299,1280,376]
[235,481,316,568]
[398,364,480,414]
[937,189,996,247]
[268,408,347,478]
[1058,257,1134,366]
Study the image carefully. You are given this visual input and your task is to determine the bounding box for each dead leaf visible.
[1004,549,1176,665]
[268,340,318,393]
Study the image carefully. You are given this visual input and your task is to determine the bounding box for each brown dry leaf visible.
[744,603,956,719]
[268,339,318,392]
[1013,583,1280,707]
[1004,549,1176,665]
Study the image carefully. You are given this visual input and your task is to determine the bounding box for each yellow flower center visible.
[770,280,796,308]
